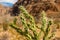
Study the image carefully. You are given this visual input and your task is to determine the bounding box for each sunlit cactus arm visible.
[41,11,48,31]
[19,6,37,34]
[37,11,47,40]
[20,14,28,33]
[9,17,24,35]
[10,22,33,40]
[20,10,33,40]
[43,21,52,40]
[9,5,55,40]
[20,15,33,40]
[10,23,24,35]
[37,11,54,40]
[19,6,38,40]
[19,6,36,30]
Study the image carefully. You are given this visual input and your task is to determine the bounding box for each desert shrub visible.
[10,6,54,40]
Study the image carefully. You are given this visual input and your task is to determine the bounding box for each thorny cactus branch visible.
[10,21,33,40]
[43,21,52,40]
[10,6,54,40]
[19,6,37,32]
[19,6,36,31]
[20,15,28,33]
[41,11,47,32]
[19,6,38,40]
[37,11,54,40]
[20,15,33,40]
[37,11,47,40]
[10,23,23,35]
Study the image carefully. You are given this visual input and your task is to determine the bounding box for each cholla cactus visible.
[10,6,54,40]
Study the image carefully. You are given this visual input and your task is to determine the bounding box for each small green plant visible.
[3,19,9,31]
[10,6,54,40]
